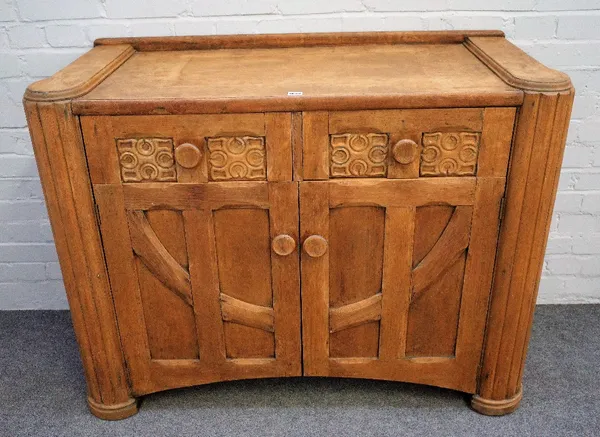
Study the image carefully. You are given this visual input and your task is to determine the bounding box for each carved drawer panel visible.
[207,136,266,181]
[329,133,389,178]
[117,138,177,182]
[420,132,481,177]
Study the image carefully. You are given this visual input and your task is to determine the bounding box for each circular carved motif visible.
[392,139,418,165]
[139,163,159,180]
[209,150,228,168]
[331,147,350,165]
[156,150,175,169]
[349,159,368,176]
[421,146,439,163]
[369,145,388,163]
[303,235,328,258]
[272,234,296,256]
[229,162,248,178]
[136,139,155,156]
[438,158,458,175]
[246,149,265,167]
[175,143,201,169]
[226,137,246,155]
[349,134,369,152]
[119,151,138,169]
[441,134,460,151]
[459,145,477,163]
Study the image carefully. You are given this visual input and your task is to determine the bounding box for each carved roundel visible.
[207,136,266,181]
[117,138,177,183]
[420,132,481,177]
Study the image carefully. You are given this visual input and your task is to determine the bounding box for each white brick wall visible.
[0,0,599,308]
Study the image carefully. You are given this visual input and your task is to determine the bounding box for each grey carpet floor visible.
[1,305,599,437]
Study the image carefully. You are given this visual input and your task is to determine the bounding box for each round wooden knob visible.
[175,143,202,169]
[392,139,419,165]
[272,234,296,256]
[303,235,328,258]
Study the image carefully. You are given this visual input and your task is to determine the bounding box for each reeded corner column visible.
[23,44,139,420]
[465,36,575,415]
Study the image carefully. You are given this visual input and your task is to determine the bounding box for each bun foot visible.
[87,396,138,420]
[471,385,523,416]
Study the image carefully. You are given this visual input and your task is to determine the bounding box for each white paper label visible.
[287,91,303,96]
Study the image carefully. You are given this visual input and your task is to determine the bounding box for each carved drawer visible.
[302,108,516,180]
[81,113,293,184]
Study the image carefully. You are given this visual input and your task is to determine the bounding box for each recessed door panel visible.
[213,208,275,358]
[406,205,472,357]
[329,206,385,358]
[131,209,199,360]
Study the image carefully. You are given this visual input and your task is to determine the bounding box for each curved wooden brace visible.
[329,293,382,334]
[220,293,275,332]
[412,206,473,296]
[127,211,193,306]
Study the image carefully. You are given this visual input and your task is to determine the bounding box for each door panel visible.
[300,177,505,393]
[407,205,472,357]
[131,209,198,360]
[213,208,275,358]
[95,182,301,395]
[329,206,385,358]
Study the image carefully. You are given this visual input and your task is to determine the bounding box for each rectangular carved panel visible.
[420,132,480,176]
[330,133,389,178]
[117,138,177,182]
[207,136,266,181]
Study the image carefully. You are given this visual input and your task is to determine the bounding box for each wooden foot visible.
[87,396,139,420]
[471,385,522,416]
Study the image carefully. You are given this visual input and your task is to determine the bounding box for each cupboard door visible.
[94,182,301,395]
[300,177,505,393]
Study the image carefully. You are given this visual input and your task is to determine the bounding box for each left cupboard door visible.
[93,182,301,396]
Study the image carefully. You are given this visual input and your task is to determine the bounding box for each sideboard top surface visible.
[24,31,572,114]
[82,44,514,100]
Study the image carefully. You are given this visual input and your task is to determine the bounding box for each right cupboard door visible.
[300,177,506,393]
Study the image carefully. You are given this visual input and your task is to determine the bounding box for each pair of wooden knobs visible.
[272,234,327,258]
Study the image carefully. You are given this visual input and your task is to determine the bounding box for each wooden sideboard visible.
[23,31,573,420]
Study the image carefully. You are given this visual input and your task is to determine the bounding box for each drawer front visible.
[302,108,516,180]
[81,113,292,184]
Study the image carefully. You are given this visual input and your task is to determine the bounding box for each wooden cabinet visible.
[24,31,574,420]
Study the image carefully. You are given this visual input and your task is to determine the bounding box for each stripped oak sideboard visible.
[23,31,573,420]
